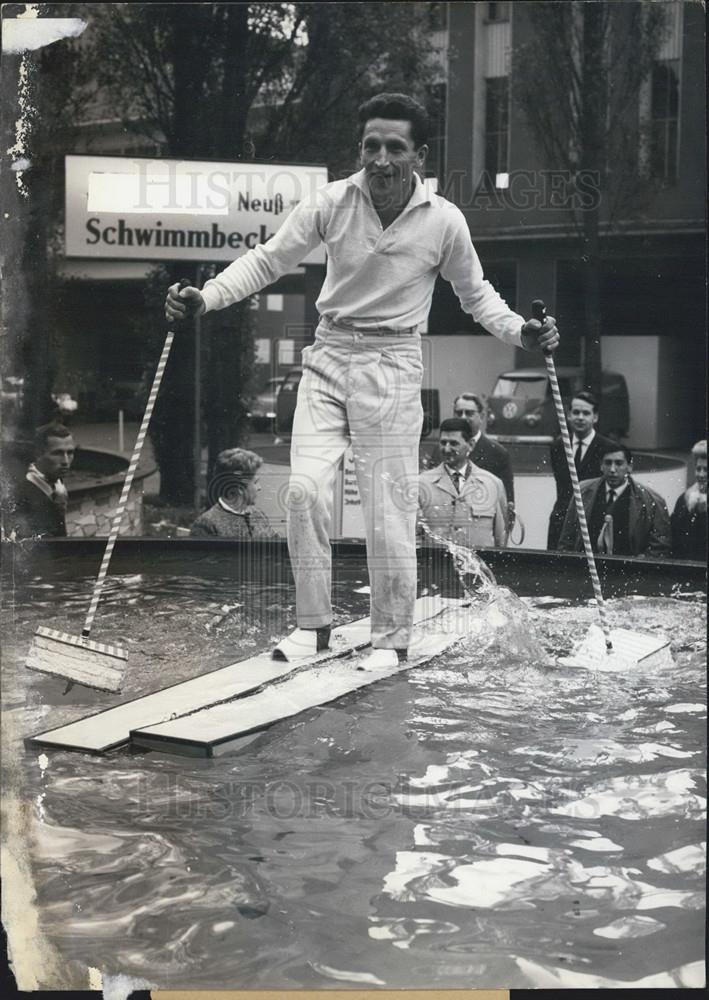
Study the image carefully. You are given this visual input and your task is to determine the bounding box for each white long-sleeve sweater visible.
[201,168,525,343]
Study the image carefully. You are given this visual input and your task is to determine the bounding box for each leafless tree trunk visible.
[513,1,667,398]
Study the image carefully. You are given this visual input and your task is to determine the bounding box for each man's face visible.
[601,450,631,489]
[453,397,483,436]
[36,435,75,482]
[360,118,425,208]
[439,430,471,470]
[568,398,598,438]
[695,456,707,493]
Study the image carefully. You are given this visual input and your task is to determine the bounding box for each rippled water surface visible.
[1,552,705,990]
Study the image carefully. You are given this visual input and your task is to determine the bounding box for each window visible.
[492,376,547,400]
[277,339,296,366]
[254,338,271,364]
[484,76,509,177]
[487,2,510,22]
[650,59,679,182]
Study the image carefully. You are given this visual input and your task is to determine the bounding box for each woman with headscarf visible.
[190,448,276,539]
[671,439,707,560]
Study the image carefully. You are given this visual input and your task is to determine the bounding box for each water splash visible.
[378,469,544,665]
[415,513,551,663]
[417,517,498,600]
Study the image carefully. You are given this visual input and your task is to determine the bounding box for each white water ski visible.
[131,601,471,757]
[557,624,673,671]
[26,595,447,754]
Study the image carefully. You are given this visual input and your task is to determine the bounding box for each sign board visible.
[340,447,366,538]
[65,155,328,264]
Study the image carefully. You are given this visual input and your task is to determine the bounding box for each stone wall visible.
[66,481,144,537]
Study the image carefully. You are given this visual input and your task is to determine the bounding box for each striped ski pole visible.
[532,299,613,651]
[81,280,190,640]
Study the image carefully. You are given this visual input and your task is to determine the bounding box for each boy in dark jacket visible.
[11,422,75,539]
[559,443,670,558]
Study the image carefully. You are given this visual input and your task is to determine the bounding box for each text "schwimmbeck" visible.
[85,219,274,250]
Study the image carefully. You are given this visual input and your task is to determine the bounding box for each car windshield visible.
[493,376,547,400]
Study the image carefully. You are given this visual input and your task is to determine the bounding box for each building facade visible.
[42,2,706,449]
[426,0,705,448]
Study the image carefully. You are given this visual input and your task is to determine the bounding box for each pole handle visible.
[531,299,553,355]
[81,279,191,639]
[534,298,613,650]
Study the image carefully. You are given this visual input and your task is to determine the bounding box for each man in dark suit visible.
[547,391,616,550]
[558,442,670,558]
[452,392,515,527]
[10,422,75,539]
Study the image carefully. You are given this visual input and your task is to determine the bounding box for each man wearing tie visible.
[417,418,508,548]
[558,443,671,557]
[453,392,515,526]
[547,391,615,550]
[421,392,515,526]
[10,422,75,539]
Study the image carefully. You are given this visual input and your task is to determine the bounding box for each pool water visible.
[1,557,705,990]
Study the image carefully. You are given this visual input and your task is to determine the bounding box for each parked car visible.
[486,367,629,443]
[275,366,440,438]
[247,376,286,430]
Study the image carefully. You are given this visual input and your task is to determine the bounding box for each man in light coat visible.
[418,418,507,549]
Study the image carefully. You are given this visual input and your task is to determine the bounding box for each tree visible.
[512,1,668,397]
[1,9,91,441]
[78,2,438,502]
[205,301,257,482]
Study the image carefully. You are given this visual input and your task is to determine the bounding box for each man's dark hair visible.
[34,421,72,454]
[600,441,633,463]
[439,417,473,442]
[569,390,599,413]
[357,93,429,148]
[454,392,484,414]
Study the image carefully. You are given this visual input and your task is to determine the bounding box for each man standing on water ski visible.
[165,93,560,669]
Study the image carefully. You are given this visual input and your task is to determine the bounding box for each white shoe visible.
[357,648,401,671]
[272,628,327,662]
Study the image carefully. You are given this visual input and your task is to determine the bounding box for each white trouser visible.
[287,320,424,649]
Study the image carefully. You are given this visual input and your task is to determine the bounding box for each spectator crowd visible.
[416,388,705,561]
[3,400,706,564]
